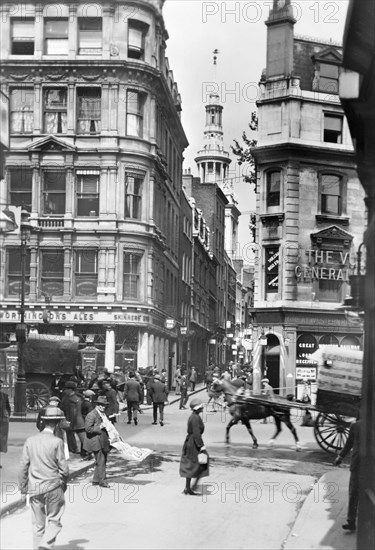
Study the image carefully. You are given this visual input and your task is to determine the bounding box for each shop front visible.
[0,305,178,392]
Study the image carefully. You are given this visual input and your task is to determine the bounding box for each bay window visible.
[128,20,148,60]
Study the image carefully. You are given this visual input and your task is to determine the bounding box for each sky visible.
[162,0,350,253]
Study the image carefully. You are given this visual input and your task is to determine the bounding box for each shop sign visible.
[0,308,151,325]
[295,249,354,283]
[296,367,317,380]
[180,327,188,335]
[164,319,176,329]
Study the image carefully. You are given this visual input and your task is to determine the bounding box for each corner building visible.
[250,0,366,396]
[0,0,188,380]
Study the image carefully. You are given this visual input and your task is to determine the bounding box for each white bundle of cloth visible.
[98,410,153,462]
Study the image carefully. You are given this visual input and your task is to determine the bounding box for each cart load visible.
[310,346,362,417]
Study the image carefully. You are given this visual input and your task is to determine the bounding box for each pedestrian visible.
[146,368,156,405]
[189,366,198,391]
[85,395,111,488]
[179,374,188,410]
[81,390,95,419]
[334,418,361,532]
[175,364,182,395]
[205,367,213,390]
[18,406,69,550]
[160,368,168,385]
[102,380,120,424]
[149,373,168,426]
[0,379,11,465]
[124,371,143,425]
[36,396,70,454]
[60,381,86,456]
[50,372,65,399]
[179,397,209,495]
[261,378,275,400]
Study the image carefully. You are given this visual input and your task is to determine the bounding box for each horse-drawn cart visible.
[233,346,363,453]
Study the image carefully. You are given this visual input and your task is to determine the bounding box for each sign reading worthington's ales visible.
[0,308,152,325]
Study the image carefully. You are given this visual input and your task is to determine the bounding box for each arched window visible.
[319,334,339,347]
[266,171,281,207]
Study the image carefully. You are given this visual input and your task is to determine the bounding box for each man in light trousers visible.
[19,407,69,550]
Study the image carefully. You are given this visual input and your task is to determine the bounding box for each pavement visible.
[0,384,357,550]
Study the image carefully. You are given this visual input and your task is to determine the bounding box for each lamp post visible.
[13,209,32,416]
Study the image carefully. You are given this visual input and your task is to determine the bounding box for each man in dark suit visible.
[0,379,11,465]
[60,382,86,456]
[124,371,143,425]
[19,406,69,549]
[102,380,119,424]
[334,419,361,531]
[149,374,168,426]
[85,396,110,488]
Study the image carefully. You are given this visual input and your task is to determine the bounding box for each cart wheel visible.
[314,412,354,454]
[26,382,50,411]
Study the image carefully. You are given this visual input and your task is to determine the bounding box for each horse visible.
[211,379,301,451]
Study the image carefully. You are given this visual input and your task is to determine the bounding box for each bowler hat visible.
[95,395,109,405]
[154,374,161,380]
[83,389,95,397]
[41,406,65,420]
[64,381,77,389]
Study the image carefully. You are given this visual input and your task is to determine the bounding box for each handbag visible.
[198,452,208,465]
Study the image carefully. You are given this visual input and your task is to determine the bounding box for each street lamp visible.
[13,209,32,416]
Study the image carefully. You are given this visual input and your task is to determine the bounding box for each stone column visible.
[101,84,109,133]
[69,4,77,58]
[107,167,117,214]
[67,83,75,133]
[110,84,119,132]
[34,4,43,59]
[102,6,113,60]
[104,326,115,372]
[154,336,159,370]
[29,241,38,301]
[138,331,149,369]
[164,339,169,372]
[33,82,41,134]
[65,166,74,219]
[63,236,72,299]
[31,165,39,216]
[148,333,154,367]
[99,168,108,215]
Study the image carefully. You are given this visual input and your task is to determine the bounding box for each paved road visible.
[1,390,351,550]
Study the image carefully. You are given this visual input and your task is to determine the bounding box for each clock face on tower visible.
[276,0,286,7]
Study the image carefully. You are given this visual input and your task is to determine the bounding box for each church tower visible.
[194,62,240,259]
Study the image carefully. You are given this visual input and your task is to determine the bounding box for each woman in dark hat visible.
[179,397,209,495]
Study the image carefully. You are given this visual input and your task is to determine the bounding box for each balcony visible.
[38,217,65,229]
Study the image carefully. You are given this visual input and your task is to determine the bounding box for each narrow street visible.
[1,393,343,550]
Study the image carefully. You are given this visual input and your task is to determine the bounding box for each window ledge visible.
[316,214,349,225]
[260,213,285,226]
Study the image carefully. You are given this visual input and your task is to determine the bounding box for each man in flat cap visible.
[19,407,69,550]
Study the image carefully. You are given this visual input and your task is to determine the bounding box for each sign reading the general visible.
[295,249,355,282]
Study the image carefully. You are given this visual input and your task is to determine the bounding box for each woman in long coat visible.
[179,397,209,495]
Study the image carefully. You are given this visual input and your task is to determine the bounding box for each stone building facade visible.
[250,0,367,396]
[0,0,188,385]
